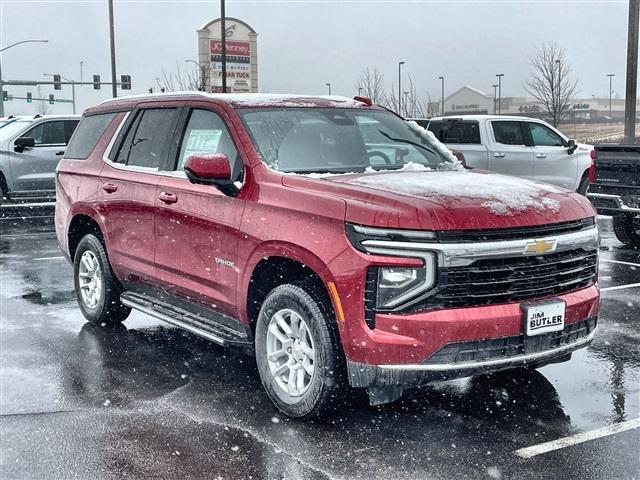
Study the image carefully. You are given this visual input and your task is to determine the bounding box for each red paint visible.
[56,94,600,368]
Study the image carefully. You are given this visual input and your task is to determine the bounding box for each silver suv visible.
[0,115,80,205]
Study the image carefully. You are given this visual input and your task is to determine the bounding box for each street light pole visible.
[108,0,117,98]
[325,83,331,95]
[492,84,499,114]
[438,76,445,115]
[624,0,638,143]
[403,91,409,117]
[398,61,404,115]
[496,73,504,114]
[0,39,48,117]
[43,73,76,114]
[607,73,615,118]
[221,0,227,93]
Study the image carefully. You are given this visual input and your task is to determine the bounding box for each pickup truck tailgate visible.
[593,144,640,187]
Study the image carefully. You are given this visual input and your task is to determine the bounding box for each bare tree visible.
[388,75,426,118]
[160,62,212,92]
[355,67,388,106]
[34,86,51,115]
[525,42,579,126]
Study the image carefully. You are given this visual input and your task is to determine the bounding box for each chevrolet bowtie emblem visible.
[524,239,557,255]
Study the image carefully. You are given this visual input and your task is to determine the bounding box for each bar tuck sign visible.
[197,17,259,93]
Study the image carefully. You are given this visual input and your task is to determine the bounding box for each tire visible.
[576,173,589,196]
[73,234,130,324]
[613,215,640,248]
[0,181,4,207]
[254,282,348,418]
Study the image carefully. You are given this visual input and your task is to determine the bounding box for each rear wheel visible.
[73,234,130,324]
[613,215,640,248]
[254,282,348,418]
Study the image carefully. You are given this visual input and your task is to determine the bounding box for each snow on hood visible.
[341,170,564,216]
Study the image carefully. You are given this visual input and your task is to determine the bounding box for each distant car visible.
[412,115,593,194]
[0,114,81,205]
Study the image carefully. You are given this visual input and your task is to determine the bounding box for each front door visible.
[154,105,246,320]
[488,120,534,180]
[526,121,576,190]
[10,119,79,192]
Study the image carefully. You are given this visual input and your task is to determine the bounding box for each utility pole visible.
[624,0,639,143]
[80,61,84,83]
[108,0,117,98]
[438,76,445,115]
[492,84,499,114]
[403,91,409,117]
[398,61,404,115]
[221,0,227,93]
[496,73,504,114]
[555,59,561,124]
[607,73,615,118]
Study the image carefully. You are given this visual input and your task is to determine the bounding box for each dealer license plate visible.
[523,300,566,337]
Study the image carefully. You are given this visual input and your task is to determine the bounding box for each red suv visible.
[56,93,600,417]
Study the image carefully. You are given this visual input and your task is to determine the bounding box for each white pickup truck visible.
[413,115,593,194]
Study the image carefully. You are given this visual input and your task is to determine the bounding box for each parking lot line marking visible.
[515,418,640,459]
[33,256,64,261]
[600,259,640,268]
[601,282,640,292]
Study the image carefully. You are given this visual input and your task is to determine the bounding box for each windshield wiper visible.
[378,130,437,156]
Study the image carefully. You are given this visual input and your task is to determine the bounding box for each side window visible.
[118,108,179,169]
[527,122,564,147]
[64,120,80,144]
[492,121,525,146]
[25,121,67,145]
[177,109,241,179]
[65,114,115,159]
[428,121,480,144]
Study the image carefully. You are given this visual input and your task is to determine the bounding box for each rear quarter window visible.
[427,121,481,144]
[64,113,117,159]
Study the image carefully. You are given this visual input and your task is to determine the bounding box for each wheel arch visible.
[67,213,105,260]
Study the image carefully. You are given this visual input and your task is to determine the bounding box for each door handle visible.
[102,183,118,193]
[55,151,65,156]
[493,152,505,158]
[158,192,178,204]
[535,153,547,158]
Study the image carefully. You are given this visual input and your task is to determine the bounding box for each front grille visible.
[437,217,595,243]
[414,248,598,311]
[364,269,378,329]
[425,316,597,365]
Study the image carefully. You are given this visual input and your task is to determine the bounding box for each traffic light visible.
[26,92,32,103]
[93,75,101,90]
[120,74,131,90]
[49,94,55,105]
[2,90,7,101]
[53,74,62,90]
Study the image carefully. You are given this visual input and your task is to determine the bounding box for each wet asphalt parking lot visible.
[0,205,638,480]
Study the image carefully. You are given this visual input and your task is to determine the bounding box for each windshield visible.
[0,120,31,142]
[239,108,455,174]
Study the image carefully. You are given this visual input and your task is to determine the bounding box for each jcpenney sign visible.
[210,40,251,57]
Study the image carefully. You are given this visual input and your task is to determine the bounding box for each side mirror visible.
[566,139,578,155]
[184,153,238,196]
[14,136,35,153]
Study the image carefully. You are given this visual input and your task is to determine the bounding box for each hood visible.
[281,169,595,231]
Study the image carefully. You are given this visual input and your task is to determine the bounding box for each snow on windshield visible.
[347,170,563,215]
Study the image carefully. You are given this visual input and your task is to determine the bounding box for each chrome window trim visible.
[361,226,599,267]
[587,193,640,214]
[378,327,596,372]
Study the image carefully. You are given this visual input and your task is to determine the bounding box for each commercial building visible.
[429,85,639,121]
[197,17,258,93]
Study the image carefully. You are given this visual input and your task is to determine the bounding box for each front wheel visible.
[613,215,640,248]
[73,234,131,324]
[254,282,347,418]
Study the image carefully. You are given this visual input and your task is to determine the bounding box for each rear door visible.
[427,120,488,169]
[10,119,79,192]
[98,106,182,290]
[487,120,534,179]
[525,121,576,190]
[153,104,246,321]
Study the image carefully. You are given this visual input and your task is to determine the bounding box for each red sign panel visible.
[210,40,250,57]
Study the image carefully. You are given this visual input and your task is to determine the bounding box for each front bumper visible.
[348,316,597,388]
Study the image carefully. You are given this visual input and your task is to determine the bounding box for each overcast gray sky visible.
[0,0,632,115]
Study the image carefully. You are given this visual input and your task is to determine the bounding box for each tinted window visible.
[492,121,525,145]
[64,120,80,144]
[527,122,564,147]
[120,108,179,169]
[26,121,66,145]
[65,114,114,159]
[428,121,481,144]
[177,109,241,180]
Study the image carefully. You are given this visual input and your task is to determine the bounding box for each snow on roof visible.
[99,92,367,108]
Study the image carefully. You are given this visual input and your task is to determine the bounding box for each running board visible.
[121,291,251,347]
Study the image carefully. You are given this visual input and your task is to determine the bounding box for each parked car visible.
[413,115,592,194]
[0,114,80,205]
[587,143,640,247]
[56,93,600,417]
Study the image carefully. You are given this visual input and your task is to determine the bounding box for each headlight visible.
[375,253,436,309]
